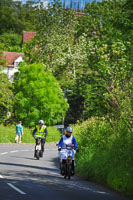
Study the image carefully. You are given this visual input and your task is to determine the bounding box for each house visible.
[2,52,24,81]
[23,31,36,43]
[1,31,36,81]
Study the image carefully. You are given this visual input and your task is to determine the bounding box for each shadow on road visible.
[0,161,130,200]
[0,161,59,173]
[11,156,36,160]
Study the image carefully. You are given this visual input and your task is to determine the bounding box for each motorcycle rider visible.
[33,120,48,157]
[58,126,79,175]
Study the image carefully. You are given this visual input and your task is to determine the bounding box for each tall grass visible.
[73,118,133,198]
[0,125,61,143]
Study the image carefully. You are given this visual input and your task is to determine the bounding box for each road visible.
[0,143,130,200]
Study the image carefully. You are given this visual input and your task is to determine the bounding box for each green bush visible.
[73,117,133,198]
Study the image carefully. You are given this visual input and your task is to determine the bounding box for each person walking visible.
[15,121,23,144]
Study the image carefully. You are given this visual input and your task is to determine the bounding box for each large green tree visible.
[20,0,133,126]
[14,63,69,127]
[0,0,38,34]
[73,0,132,128]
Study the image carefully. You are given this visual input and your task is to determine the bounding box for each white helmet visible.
[66,126,72,133]
[39,120,44,125]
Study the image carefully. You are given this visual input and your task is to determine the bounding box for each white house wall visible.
[1,56,23,81]
[14,56,23,68]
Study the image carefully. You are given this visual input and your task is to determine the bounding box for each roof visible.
[75,10,84,17]
[3,52,24,68]
[23,31,36,43]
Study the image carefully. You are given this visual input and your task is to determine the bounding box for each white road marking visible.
[21,150,29,152]
[10,150,19,153]
[0,148,57,155]
[7,183,26,195]
[0,152,8,155]
[94,190,108,194]
[0,175,4,178]
[45,148,57,151]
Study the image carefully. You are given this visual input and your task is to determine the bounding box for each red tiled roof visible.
[23,31,36,43]
[3,52,24,68]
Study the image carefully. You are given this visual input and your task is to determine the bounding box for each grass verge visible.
[0,125,61,143]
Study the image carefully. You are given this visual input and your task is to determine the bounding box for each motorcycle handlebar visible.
[66,144,74,147]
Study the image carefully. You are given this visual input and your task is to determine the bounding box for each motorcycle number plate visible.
[36,145,41,150]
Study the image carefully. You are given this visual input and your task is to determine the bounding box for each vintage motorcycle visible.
[60,144,75,180]
[34,137,43,160]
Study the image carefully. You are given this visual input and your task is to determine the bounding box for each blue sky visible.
[13,0,101,9]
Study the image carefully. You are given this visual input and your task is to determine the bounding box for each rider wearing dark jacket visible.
[33,120,48,154]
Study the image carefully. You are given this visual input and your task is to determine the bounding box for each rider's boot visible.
[34,145,37,157]
[61,160,66,175]
[40,142,45,157]
[34,150,36,157]
[71,160,75,176]
[40,151,43,157]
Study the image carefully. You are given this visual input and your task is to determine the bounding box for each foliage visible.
[21,126,61,143]
[14,63,69,127]
[45,126,61,142]
[0,0,132,197]
[0,73,14,124]
[0,125,61,143]
[73,118,133,197]
[22,2,88,124]
[71,0,132,126]
[0,50,6,68]
[0,0,38,34]
[22,0,132,126]
[0,32,22,52]
[23,2,77,74]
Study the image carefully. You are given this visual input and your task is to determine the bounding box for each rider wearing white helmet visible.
[58,126,79,175]
[33,120,48,157]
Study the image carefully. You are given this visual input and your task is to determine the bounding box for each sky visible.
[13,0,101,9]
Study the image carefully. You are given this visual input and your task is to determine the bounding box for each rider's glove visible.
[58,147,61,151]
[76,148,79,152]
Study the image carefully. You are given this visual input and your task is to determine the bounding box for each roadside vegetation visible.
[0,125,61,143]
[0,0,132,198]
[73,118,133,198]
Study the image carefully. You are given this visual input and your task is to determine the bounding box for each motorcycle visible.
[34,138,43,160]
[60,144,74,180]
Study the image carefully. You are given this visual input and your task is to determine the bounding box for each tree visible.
[0,0,38,34]
[0,73,14,123]
[23,1,77,73]
[20,0,133,127]
[14,63,69,127]
[0,50,6,68]
[74,0,132,129]
[0,32,22,52]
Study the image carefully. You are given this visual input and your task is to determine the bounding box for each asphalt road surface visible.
[0,143,130,200]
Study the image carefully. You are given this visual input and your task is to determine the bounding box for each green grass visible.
[73,118,133,198]
[0,125,61,143]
